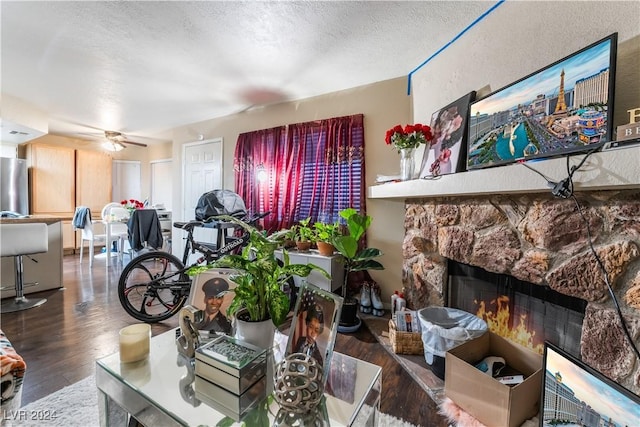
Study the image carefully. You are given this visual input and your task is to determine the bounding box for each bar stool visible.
[0,223,48,312]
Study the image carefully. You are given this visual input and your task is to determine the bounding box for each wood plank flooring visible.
[1,254,446,426]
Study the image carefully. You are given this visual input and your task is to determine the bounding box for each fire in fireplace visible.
[447,260,587,357]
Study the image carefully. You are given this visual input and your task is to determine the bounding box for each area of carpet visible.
[4,376,417,427]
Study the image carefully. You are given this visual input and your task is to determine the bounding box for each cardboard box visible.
[445,332,542,427]
[195,334,266,395]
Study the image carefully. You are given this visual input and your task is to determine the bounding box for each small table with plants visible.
[96,328,382,426]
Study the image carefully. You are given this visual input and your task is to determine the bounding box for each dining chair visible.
[101,202,130,261]
[76,208,120,268]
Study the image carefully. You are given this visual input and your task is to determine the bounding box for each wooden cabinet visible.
[27,144,75,215]
[27,143,113,252]
[76,150,112,214]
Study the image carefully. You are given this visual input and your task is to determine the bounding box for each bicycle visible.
[117,212,268,323]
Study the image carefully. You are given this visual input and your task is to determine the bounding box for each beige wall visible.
[170,77,412,297]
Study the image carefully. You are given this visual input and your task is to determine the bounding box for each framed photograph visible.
[286,282,343,385]
[419,90,476,178]
[188,268,239,336]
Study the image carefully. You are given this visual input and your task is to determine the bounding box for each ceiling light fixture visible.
[103,140,125,152]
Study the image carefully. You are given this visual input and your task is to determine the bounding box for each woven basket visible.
[388,319,424,355]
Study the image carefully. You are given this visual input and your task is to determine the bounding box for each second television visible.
[467,33,617,170]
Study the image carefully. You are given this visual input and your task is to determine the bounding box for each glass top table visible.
[96,329,381,426]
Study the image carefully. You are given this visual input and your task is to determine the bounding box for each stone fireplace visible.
[401,190,640,394]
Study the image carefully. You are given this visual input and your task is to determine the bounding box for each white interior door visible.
[181,139,223,263]
[112,160,141,203]
[150,159,172,210]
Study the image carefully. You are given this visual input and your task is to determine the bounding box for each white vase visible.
[399,147,416,181]
[235,314,276,350]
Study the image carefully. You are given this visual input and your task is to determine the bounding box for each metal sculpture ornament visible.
[273,352,324,412]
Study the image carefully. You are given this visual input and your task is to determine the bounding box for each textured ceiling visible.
[1,1,490,145]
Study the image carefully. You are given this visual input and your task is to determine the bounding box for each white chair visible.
[79,213,121,268]
[101,202,130,260]
[0,223,48,312]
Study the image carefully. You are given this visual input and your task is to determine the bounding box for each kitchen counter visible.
[1,217,64,299]
[0,215,69,225]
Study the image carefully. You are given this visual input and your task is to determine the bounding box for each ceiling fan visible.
[103,131,148,151]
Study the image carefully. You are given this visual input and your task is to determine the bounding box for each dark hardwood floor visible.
[1,254,446,426]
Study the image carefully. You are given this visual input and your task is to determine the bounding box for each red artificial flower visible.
[385,123,433,151]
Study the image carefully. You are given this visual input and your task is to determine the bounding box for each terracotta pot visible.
[316,241,335,256]
[295,241,312,252]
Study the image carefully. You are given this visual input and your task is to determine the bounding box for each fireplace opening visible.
[446,260,586,357]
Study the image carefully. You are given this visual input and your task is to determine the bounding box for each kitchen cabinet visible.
[76,149,112,214]
[27,144,75,215]
[275,249,344,293]
[26,143,113,253]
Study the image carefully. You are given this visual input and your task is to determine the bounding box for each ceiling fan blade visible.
[121,140,148,147]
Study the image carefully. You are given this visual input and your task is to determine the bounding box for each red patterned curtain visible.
[234,114,365,232]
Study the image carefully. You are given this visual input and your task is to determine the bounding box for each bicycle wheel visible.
[118,251,191,322]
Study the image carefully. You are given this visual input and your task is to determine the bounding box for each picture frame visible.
[286,282,343,385]
[419,90,476,178]
[188,268,239,336]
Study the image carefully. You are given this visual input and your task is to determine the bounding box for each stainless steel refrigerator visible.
[0,157,29,215]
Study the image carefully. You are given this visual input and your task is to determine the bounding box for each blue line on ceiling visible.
[407,0,506,95]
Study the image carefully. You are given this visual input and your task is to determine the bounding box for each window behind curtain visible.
[235,114,365,231]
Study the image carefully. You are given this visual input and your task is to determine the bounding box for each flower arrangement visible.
[385,123,433,152]
[121,199,144,212]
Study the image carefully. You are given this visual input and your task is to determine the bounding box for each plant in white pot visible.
[191,215,329,348]
[332,208,384,331]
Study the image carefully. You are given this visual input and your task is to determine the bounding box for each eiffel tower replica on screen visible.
[547,69,568,127]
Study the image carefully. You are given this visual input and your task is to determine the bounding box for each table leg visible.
[98,388,129,427]
[105,223,111,268]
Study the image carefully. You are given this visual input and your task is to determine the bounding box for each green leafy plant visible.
[332,208,384,301]
[293,217,315,242]
[314,220,341,243]
[190,215,328,328]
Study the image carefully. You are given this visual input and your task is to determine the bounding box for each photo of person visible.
[293,304,325,366]
[286,283,343,385]
[188,269,237,335]
[419,91,476,178]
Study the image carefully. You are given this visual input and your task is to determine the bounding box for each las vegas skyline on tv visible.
[467,37,614,169]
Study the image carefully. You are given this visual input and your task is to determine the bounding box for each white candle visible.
[119,324,151,363]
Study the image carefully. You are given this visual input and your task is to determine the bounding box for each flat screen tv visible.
[540,342,640,427]
[467,33,617,170]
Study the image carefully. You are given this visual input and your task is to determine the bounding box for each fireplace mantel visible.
[368,146,640,200]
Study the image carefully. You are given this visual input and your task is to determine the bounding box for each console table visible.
[96,329,381,426]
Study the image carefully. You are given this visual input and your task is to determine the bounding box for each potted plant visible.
[293,217,315,251]
[191,215,329,348]
[332,208,384,331]
[314,220,341,256]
